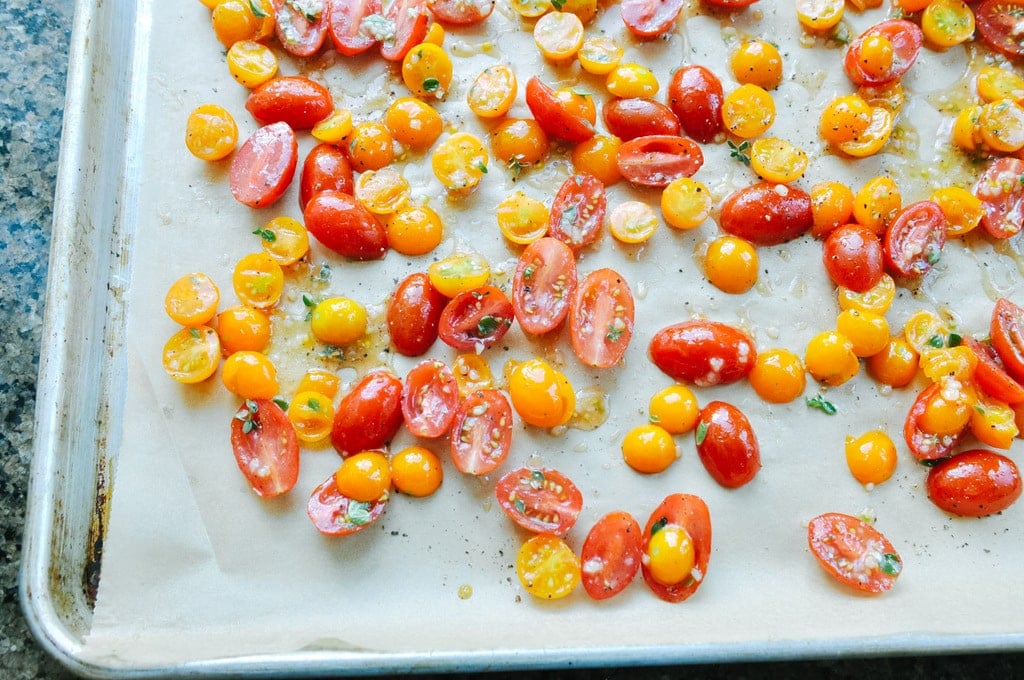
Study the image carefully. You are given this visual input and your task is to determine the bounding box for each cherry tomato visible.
[428,0,495,24]
[807,513,902,594]
[904,383,964,461]
[580,511,642,600]
[883,200,946,278]
[450,389,513,475]
[330,371,404,457]
[307,471,388,536]
[666,65,723,144]
[162,326,221,384]
[165,272,220,326]
[245,76,333,130]
[273,0,328,57]
[844,20,923,87]
[387,272,447,356]
[229,399,300,498]
[974,157,1024,239]
[822,224,884,293]
[229,122,298,209]
[516,534,581,600]
[649,320,756,387]
[990,298,1024,384]
[602,98,680,141]
[976,0,1024,59]
[926,449,1022,517]
[304,190,387,260]
[496,467,583,536]
[641,494,712,603]
[621,0,685,38]
[402,359,458,438]
[512,237,578,335]
[965,336,1024,405]
[525,76,595,143]
[438,285,515,351]
[185,104,238,161]
[719,182,813,246]
[380,0,429,61]
[569,268,635,369]
[694,401,760,488]
[329,0,381,56]
[616,135,703,188]
[703,0,759,6]
[299,143,354,210]
[548,173,606,253]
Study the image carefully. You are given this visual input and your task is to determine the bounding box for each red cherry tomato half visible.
[569,268,636,369]
[401,359,458,438]
[703,0,759,6]
[648,320,756,387]
[963,335,1024,405]
[229,399,300,498]
[807,513,902,594]
[379,0,430,61]
[331,371,404,457]
[883,200,946,278]
[299,143,355,211]
[844,19,923,87]
[512,237,578,336]
[329,0,381,56]
[245,76,334,130]
[387,272,446,356]
[304,190,388,260]
[641,494,712,603]
[229,122,298,209]
[823,224,884,293]
[719,182,813,246]
[603,98,681,141]
[976,0,1024,59]
[580,511,643,600]
[974,157,1024,239]
[549,173,607,252]
[495,467,584,536]
[438,285,515,352]
[621,0,686,38]
[449,389,513,475]
[695,401,761,488]
[427,0,495,25]
[525,76,596,144]
[990,297,1024,384]
[926,449,1023,517]
[273,0,329,57]
[667,65,724,144]
[616,135,704,188]
[904,383,964,461]
[307,471,388,536]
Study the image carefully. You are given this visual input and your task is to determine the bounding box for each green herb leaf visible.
[948,332,963,347]
[303,294,317,308]
[189,328,201,339]
[306,397,321,412]
[651,516,668,535]
[347,501,373,526]
[926,249,942,265]
[522,264,535,281]
[551,0,566,10]
[879,553,902,576]
[695,421,709,445]
[530,469,546,486]
[248,0,270,18]
[273,398,289,411]
[514,498,527,514]
[927,334,945,348]
[253,227,276,243]
[477,315,501,337]
[728,140,751,166]
[606,325,624,342]
[422,77,440,93]
[475,161,488,174]
[807,394,837,415]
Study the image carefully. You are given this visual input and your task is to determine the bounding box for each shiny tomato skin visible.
[641,494,712,603]
[428,0,495,24]
[401,359,458,438]
[549,173,607,252]
[229,122,298,209]
[621,0,686,38]
[299,143,355,210]
[616,135,704,188]
[450,389,513,475]
[883,201,946,278]
[703,0,759,6]
[304,190,387,260]
[823,224,884,292]
[649,321,756,387]
[329,0,381,55]
[273,0,329,57]
[229,399,300,498]
[926,449,1023,517]
[603,98,681,140]
[990,298,1024,384]
[331,371,405,457]
[387,272,446,356]
[307,472,388,536]
[807,513,902,594]
[495,467,584,536]
[438,285,515,351]
[512,237,578,335]
[904,383,964,461]
[245,76,334,130]
[667,65,724,144]
[720,182,813,246]
[569,268,635,369]
[695,401,761,488]
[964,335,1024,405]
[525,76,596,144]
[379,0,429,61]
[974,157,1024,239]
[975,0,1024,59]
[844,20,923,87]
[580,511,643,600]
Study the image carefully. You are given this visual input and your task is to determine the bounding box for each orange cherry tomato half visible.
[807,513,902,594]
[230,399,300,498]
[495,466,584,536]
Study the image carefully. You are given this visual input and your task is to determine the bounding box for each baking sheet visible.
[24,0,1024,675]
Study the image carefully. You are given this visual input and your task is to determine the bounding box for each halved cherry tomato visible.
[976,0,1024,59]
[667,65,724,144]
[304,190,387,260]
[162,326,221,384]
[616,135,704,188]
[230,122,298,209]
[402,359,458,438]
[822,224,884,293]
[694,401,760,488]
[990,298,1024,384]
[926,449,1022,517]
[387,272,446,356]
[649,320,756,386]
[719,182,813,246]
[641,494,712,603]
[329,0,381,55]
[245,76,333,130]
[450,389,513,475]
[496,467,583,536]
[330,371,404,457]
[580,511,642,600]
[569,268,635,369]
[904,383,964,461]
[807,513,902,594]
[621,0,685,38]
[974,157,1024,239]
[883,200,946,278]
[428,0,495,24]
[230,399,300,498]
[844,20,923,87]
[703,0,759,6]
[299,143,354,210]
[512,237,578,335]
[379,0,430,61]
[438,285,515,351]
[525,76,595,143]
[964,335,1024,405]
[548,173,606,252]
[273,0,329,57]
[603,98,680,141]
[307,471,388,536]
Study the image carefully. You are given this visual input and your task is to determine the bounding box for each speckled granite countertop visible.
[2,1,1023,678]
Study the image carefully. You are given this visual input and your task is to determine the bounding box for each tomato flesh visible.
[401,359,458,438]
[844,20,923,86]
[580,511,643,600]
[229,122,298,209]
[428,0,495,24]
[649,320,756,386]
[329,0,381,55]
[883,200,946,278]
[438,285,515,351]
[616,135,704,187]
[621,0,686,38]
[807,513,902,594]
[926,449,1023,517]
[974,157,1024,239]
[307,472,388,536]
[331,371,405,457]
[990,297,1024,384]
[512,237,578,336]
[976,0,1024,59]
[569,268,636,369]
[449,389,513,475]
[274,0,329,57]
[379,0,430,61]
[549,174,607,252]
[230,399,300,498]
[694,401,761,488]
[495,467,583,536]
[641,494,712,603]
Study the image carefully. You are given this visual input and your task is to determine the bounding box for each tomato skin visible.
[245,76,333,130]
[703,0,759,6]
[616,135,704,188]
[844,20,923,87]
[307,472,388,536]
[926,449,1022,517]
[273,0,328,57]
[904,383,965,461]
[823,224,884,293]
[304,190,387,260]
[229,399,300,498]
[569,268,636,369]
[438,285,515,351]
[525,76,596,144]
[549,173,607,252]
[229,122,298,209]
[667,65,724,144]
[512,237,578,336]
[807,513,902,594]
[449,389,513,475]
[428,0,495,24]
[990,298,1024,384]
[328,0,381,55]
[883,201,946,278]
[976,0,1024,59]
[387,272,446,356]
[379,0,429,61]
[649,321,756,387]
[719,182,813,246]
[580,511,643,600]
[695,401,761,488]
[401,359,458,438]
[495,467,584,536]
[964,335,1024,405]
[299,143,354,210]
[641,494,712,603]
[603,98,681,141]
[974,157,1024,239]
[330,371,405,457]
[621,0,686,38]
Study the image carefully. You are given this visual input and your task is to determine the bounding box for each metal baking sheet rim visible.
[17,0,1024,676]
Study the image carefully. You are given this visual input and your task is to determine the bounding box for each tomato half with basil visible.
[667,65,724,144]
[274,0,329,57]
[329,0,381,55]
[401,359,458,438]
[621,0,686,38]
[230,399,300,498]
[331,371,404,457]
[641,494,712,603]
[525,76,596,144]
[230,122,298,209]
[974,157,1024,239]
[569,268,635,369]
[379,0,429,61]
[245,76,334,130]
[695,401,761,488]
[428,0,495,24]
[603,98,680,141]
[549,173,607,252]
[387,272,446,356]
[964,335,1024,405]
[926,449,1023,517]
[449,389,513,475]
[307,471,387,536]
[616,135,704,188]
[512,237,578,336]
[883,201,946,278]
[580,511,643,600]
[807,513,902,594]
[495,467,583,536]
[976,0,1024,59]
[823,224,884,292]
[904,382,964,461]
[719,182,813,246]
[844,20,923,86]
[304,190,387,260]
[648,320,756,386]
[438,285,515,351]
[299,143,354,210]
[990,297,1024,384]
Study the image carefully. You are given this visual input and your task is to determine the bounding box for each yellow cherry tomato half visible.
[722,83,775,138]
[646,524,696,587]
[428,252,491,297]
[185,103,238,161]
[845,430,897,486]
[402,42,453,99]
[467,64,517,119]
[312,108,354,144]
[661,177,713,230]
[297,369,341,399]
[287,390,335,444]
[749,348,806,404]
[165,272,220,326]
[704,235,758,294]
[384,97,443,150]
[796,0,844,31]
[729,39,783,90]
[516,534,581,600]
[255,216,310,266]
[432,132,489,192]
[162,326,221,384]
[805,330,860,387]
[621,423,677,474]
[749,137,809,183]
[355,166,411,215]
[385,204,444,256]
[496,191,550,245]
[533,11,585,62]
[578,36,624,75]
[606,63,659,98]
[648,384,700,434]
[232,252,285,309]
[226,39,278,88]
[609,200,659,244]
